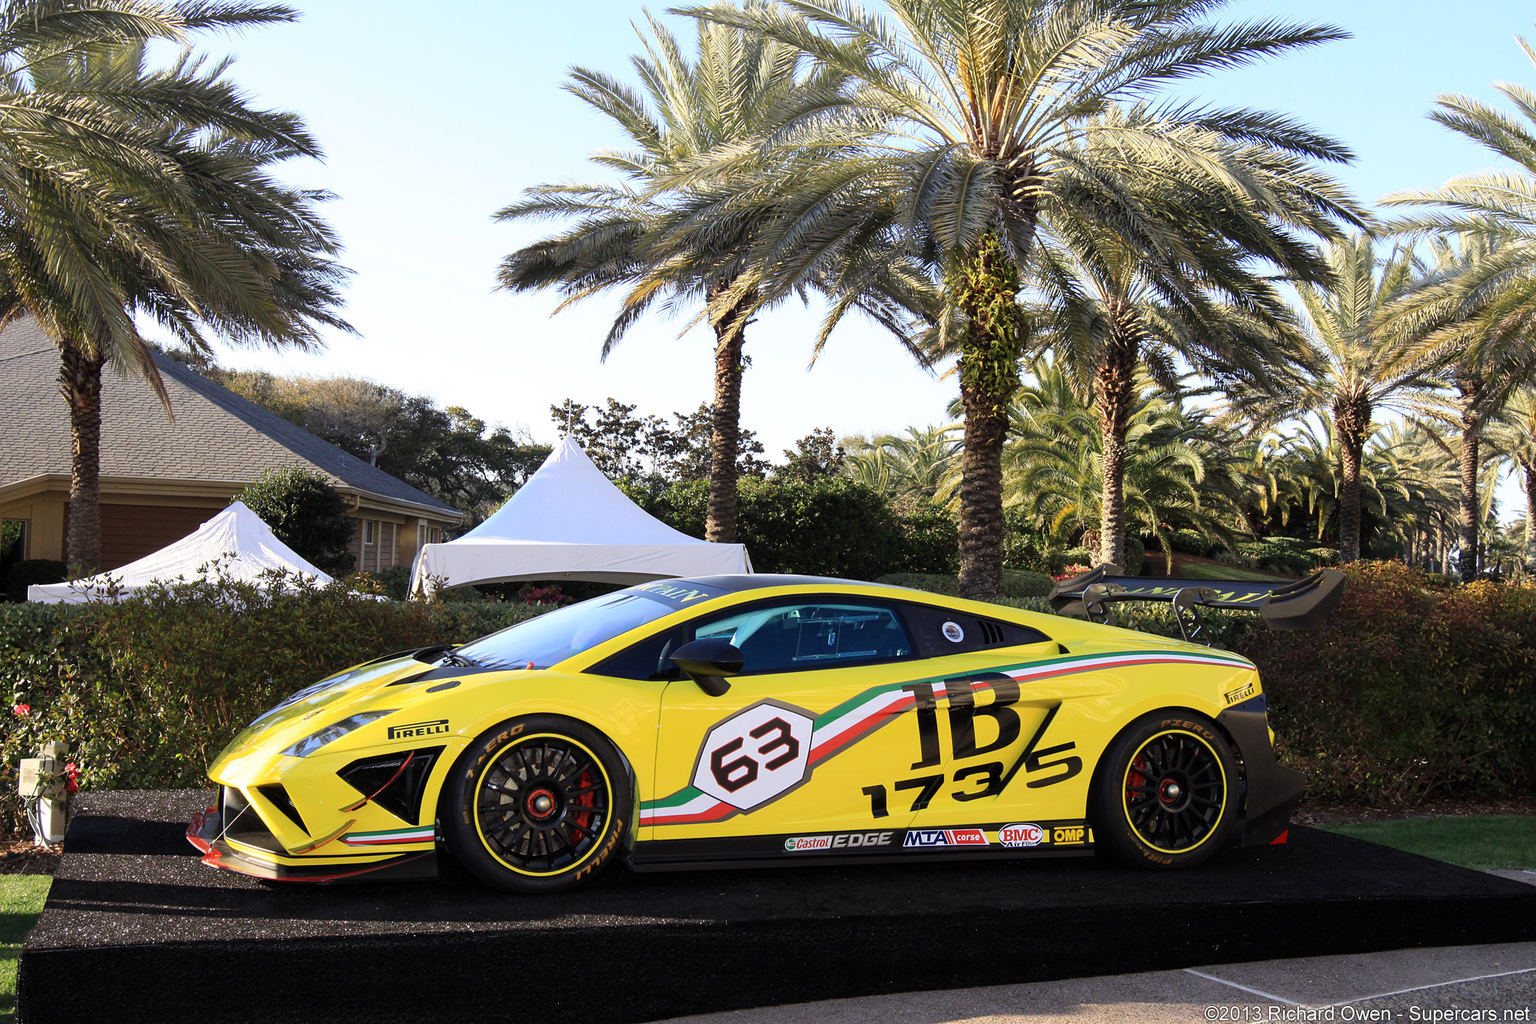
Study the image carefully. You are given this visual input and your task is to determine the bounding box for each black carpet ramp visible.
[17,790,1536,1024]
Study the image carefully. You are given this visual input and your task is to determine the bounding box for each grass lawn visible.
[1318,815,1536,871]
[0,875,50,1024]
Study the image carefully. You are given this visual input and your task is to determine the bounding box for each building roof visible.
[0,318,461,519]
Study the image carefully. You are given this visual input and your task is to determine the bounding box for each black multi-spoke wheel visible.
[444,716,631,892]
[1094,712,1238,869]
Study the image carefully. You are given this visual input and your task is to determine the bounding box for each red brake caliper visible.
[571,768,597,841]
[1127,756,1149,817]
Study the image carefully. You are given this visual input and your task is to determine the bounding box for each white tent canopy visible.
[27,501,332,604]
[409,437,751,594]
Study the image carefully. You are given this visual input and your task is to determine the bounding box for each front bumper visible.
[186,798,438,884]
[1217,697,1307,847]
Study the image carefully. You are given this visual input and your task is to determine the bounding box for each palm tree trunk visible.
[1095,319,1138,570]
[1337,431,1364,562]
[953,236,1024,600]
[1331,393,1369,562]
[705,282,755,544]
[59,343,108,576]
[1526,463,1536,571]
[1457,381,1483,582]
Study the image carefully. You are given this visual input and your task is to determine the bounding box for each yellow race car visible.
[187,570,1340,891]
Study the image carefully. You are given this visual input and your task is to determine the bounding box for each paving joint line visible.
[1184,970,1301,1006]
[1313,966,1536,1009]
[1186,965,1536,1010]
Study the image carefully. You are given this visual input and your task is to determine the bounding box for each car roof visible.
[661,574,890,594]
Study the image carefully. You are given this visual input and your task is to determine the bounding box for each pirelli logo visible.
[388,719,449,740]
[1225,681,1257,705]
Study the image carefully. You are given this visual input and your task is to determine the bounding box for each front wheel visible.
[1093,711,1238,869]
[443,715,631,893]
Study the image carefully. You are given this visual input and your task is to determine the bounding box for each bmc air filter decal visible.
[640,648,1248,828]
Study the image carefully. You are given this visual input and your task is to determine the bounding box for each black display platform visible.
[17,790,1536,1024]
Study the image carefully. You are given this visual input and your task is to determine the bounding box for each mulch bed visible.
[0,839,61,875]
[1296,795,1536,826]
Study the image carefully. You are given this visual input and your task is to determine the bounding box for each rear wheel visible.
[1094,712,1238,869]
[443,716,631,892]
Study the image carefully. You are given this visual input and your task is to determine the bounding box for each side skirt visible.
[630,821,1095,872]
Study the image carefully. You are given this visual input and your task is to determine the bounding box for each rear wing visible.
[1048,564,1345,645]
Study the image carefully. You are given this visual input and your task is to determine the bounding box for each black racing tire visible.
[442,715,631,893]
[1093,711,1239,870]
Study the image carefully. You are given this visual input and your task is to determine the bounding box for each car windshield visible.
[451,591,679,671]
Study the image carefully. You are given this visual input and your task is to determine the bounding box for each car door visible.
[896,603,1100,852]
[643,596,933,853]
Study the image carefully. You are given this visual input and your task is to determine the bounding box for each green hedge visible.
[6,562,1530,836]
[1237,562,1536,804]
[5,560,66,603]
[1,579,539,837]
[876,570,1054,599]
[644,478,958,578]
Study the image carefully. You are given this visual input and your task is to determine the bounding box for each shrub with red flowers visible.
[515,584,573,607]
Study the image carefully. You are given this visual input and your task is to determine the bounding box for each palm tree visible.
[1382,38,1536,579]
[0,5,349,574]
[1027,150,1344,569]
[496,9,871,544]
[1000,361,1238,572]
[683,0,1358,597]
[1230,234,1435,562]
[843,424,959,503]
[1377,234,1536,580]
[1483,388,1536,569]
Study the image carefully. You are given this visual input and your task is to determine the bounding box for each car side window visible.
[898,602,1053,658]
[586,627,686,681]
[693,600,914,675]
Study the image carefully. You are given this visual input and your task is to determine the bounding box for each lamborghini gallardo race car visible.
[187,569,1342,892]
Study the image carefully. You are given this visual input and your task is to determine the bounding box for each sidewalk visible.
[656,943,1536,1023]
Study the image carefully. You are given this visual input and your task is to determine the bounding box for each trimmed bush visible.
[1235,538,1317,576]
[237,467,356,575]
[1,577,541,837]
[645,478,957,578]
[5,560,66,602]
[1238,562,1536,804]
[876,570,1054,600]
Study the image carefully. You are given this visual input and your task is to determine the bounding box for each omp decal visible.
[1052,825,1090,845]
[785,830,894,852]
[340,824,435,847]
[641,648,1247,827]
[387,719,448,740]
[902,828,988,848]
[998,822,1045,847]
[1224,681,1257,705]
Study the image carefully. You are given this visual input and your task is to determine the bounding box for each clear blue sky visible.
[181,1,1536,472]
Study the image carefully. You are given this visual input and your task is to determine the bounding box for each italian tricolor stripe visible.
[639,648,1249,828]
[340,825,435,846]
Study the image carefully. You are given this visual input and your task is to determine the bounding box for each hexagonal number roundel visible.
[691,700,815,811]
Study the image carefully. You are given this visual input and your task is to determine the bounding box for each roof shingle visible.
[0,318,459,517]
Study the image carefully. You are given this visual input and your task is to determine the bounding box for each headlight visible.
[283,710,396,758]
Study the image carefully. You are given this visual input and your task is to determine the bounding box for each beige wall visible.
[0,494,66,563]
[3,477,457,572]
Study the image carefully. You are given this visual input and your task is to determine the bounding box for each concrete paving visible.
[653,942,1536,1023]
